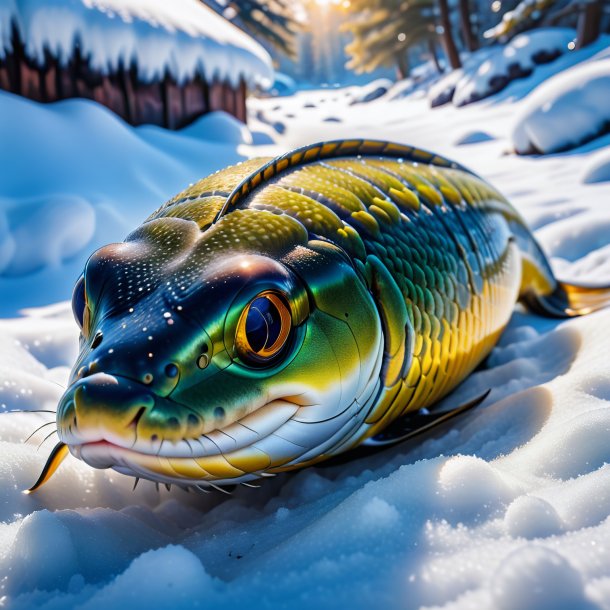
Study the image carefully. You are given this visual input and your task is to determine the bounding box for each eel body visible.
[29,140,610,491]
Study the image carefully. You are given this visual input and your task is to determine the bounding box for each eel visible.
[27,139,610,492]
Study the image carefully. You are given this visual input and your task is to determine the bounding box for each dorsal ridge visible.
[212,139,473,224]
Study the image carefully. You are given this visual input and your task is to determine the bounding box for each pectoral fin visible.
[318,389,490,469]
[364,388,491,447]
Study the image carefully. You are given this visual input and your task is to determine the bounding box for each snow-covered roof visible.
[0,0,274,88]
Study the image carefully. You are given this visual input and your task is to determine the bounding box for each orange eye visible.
[236,292,292,364]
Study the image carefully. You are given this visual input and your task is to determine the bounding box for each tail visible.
[500,211,610,318]
[523,279,610,318]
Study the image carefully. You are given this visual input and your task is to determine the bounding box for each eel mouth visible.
[26,396,305,493]
[34,368,369,490]
[66,396,305,485]
[73,439,272,486]
[55,371,308,483]
[69,388,369,487]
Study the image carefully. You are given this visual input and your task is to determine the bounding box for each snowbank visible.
[430,28,574,107]
[0,0,273,88]
[454,130,495,145]
[512,57,610,154]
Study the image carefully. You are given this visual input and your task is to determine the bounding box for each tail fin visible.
[523,280,610,318]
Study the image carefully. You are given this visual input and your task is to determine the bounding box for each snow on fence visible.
[0,0,273,127]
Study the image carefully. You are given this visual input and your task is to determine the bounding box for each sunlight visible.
[314,0,348,6]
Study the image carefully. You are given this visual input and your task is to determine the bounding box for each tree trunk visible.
[575,0,602,49]
[428,38,443,73]
[395,51,410,80]
[458,0,477,52]
[438,0,462,69]
[235,79,247,124]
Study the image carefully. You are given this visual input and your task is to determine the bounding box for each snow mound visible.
[180,111,253,145]
[0,0,273,88]
[0,195,95,276]
[270,72,297,97]
[384,77,418,100]
[430,28,574,107]
[503,496,564,539]
[348,78,393,104]
[454,130,495,145]
[80,546,215,610]
[491,546,589,610]
[384,74,438,102]
[512,58,610,154]
[582,148,610,184]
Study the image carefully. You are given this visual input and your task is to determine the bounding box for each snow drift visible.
[582,147,610,184]
[512,56,610,154]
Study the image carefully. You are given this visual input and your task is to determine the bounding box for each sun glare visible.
[315,0,349,7]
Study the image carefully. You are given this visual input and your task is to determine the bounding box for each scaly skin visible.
[54,140,560,488]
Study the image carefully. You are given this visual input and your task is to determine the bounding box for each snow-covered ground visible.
[2,45,610,608]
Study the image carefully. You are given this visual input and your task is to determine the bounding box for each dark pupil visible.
[72,277,86,328]
[246,296,281,353]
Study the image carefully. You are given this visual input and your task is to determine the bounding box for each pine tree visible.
[343,0,452,78]
[203,0,299,58]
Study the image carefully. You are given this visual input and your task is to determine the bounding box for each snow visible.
[2,46,610,608]
[180,111,254,145]
[429,29,592,107]
[512,56,610,154]
[583,147,610,184]
[503,496,564,539]
[490,546,589,610]
[348,78,393,104]
[0,0,273,88]
[484,0,546,40]
[454,130,495,145]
